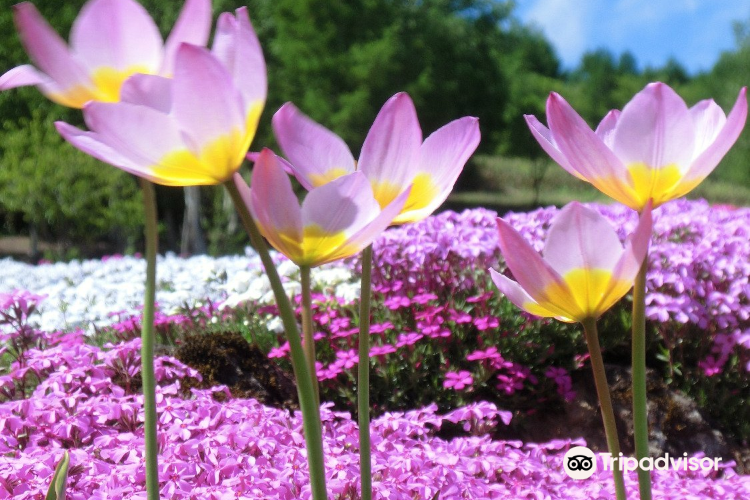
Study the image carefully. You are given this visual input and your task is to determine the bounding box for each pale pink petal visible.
[82,101,186,168]
[301,172,381,235]
[246,151,296,175]
[543,202,623,276]
[546,92,627,181]
[489,269,551,317]
[211,8,267,112]
[489,268,573,321]
[248,149,303,243]
[161,0,212,76]
[595,109,620,149]
[172,44,244,150]
[0,65,46,90]
[299,171,397,265]
[689,99,726,155]
[524,114,584,180]
[496,217,567,303]
[329,187,410,263]
[272,102,356,190]
[612,202,653,284]
[70,0,162,72]
[55,121,158,181]
[119,74,172,112]
[407,116,480,218]
[358,92,422,187]
[684,87,747,184]
[546,93,634,204]
[13,3,91,92]
[598,203,653,314]
[611,82,694,170]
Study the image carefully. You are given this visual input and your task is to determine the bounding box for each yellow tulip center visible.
[529,267,629,322]
[625,162,683,208]
[274,224,350,267]
[150,101,264,186]
[371,172,439,224]
[309,168,350,187]
[46,65,153,108]
[91,65,153,103]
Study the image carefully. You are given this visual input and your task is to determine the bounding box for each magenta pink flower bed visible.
[2,332,749,499]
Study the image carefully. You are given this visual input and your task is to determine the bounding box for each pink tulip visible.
[525,83,747,210]
[490,202,652,323]
[54,8,266,186]
[272,92,480,224]
[233,148,409,267]
[0,0,212,108]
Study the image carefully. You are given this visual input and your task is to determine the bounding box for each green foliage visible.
[0,110,143,253]
[45,451,70,500]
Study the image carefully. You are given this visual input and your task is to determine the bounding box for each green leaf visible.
[45,451,70,500]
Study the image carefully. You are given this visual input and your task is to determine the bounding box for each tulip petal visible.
[83,101,184,163]
[394,116,480,224]
[332,187,410,263]
[524,114,585,181]
[212,8,267,114]
[13,3,93,106]
[690,99,726,154]
[679,87,748,195]
[611,82,694,170]
[496,217,576,320]
[302,172,379,234]
[0,64,46,89]
[71,0,162,73]
[55,121,157,180]
[172,44,247,171]
[249,149,304,258]
[546,92,638,207]
[611,203,652,285]
[595,109,620,149]
[79,101,224,185]
[300,178,408,266]
[598,203,653,314]
[119,74,172,112]
[489,269,568,321]
[543,202,623,276]
[272,102,356,190]
[161,0,212,76]
[359,93,422,207]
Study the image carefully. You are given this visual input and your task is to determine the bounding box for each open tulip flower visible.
[490,201,652,323]
[272,92,480,224]
[0,0,211,108]
[525,83,747,210]
[54,7,266,186]
[234,148,409,267]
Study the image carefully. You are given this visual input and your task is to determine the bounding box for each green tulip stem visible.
[581,317,627,500]
[632,257,652,500]
[138,179,160,500]
[358,245,374,500]
[225,180,328,500]
[300,265,321,407]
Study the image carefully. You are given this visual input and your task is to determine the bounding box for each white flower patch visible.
[1,248,358,333]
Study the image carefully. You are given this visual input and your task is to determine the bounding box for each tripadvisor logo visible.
[563,446,597,479]
[563,446,724,480]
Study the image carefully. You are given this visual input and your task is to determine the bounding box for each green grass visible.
[449,155,750,211]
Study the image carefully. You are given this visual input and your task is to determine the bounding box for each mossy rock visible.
[175,331,298,411]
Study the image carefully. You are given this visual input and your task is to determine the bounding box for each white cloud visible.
[521,0,595,66]
[515,0,743,72]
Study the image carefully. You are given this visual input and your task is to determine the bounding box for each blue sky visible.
[513,0,749,74]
